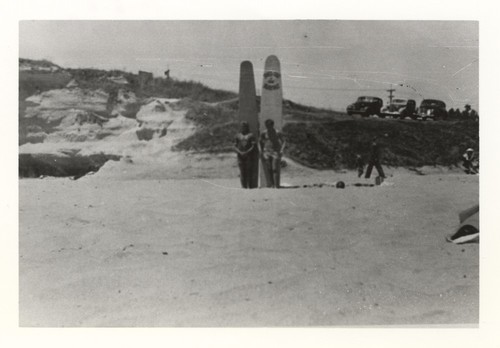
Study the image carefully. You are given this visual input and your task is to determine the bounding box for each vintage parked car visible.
[417,99,448,120]
[346,96,383,117]
[381,99,417,119]
[381,98,408,117]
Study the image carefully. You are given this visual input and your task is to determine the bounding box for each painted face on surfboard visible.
[260,55,283,132]
[263,70,281,90]
[262,55,281,91]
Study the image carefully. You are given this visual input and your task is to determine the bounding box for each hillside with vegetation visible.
[19,58,479,177]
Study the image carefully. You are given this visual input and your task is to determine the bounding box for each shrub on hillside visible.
[174,122,239,153]
[137,78,237,102]
[171,98,237,127]
[19,153,121,178]
[19,71,73,100]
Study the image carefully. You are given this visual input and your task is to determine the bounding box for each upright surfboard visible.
[238,61,259,188]
[259,55,283,187]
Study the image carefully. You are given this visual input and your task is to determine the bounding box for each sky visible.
[20,20,478,112]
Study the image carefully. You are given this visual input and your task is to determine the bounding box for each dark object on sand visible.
[375,176,384,185]
[353,183,375,187]
[446,204,479,244]
[336,181,345,189]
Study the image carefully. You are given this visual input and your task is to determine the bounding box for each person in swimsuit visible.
[234,121,257,188]
[259,119,286,188]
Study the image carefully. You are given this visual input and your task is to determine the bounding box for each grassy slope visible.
[284,119,478,169]
[175,103,479,169]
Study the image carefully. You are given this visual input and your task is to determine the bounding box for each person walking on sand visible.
[355,154,365,178]
[259,119,286,188]
[234,121,257,188]
[365,136,386,179]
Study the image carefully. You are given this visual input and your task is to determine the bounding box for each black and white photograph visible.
[3,0,500,346]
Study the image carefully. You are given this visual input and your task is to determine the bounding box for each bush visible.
[19,153,121,178]
[174,122,239,153]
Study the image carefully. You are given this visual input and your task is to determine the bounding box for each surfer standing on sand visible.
[234,121,257,189]
[259,119,286,188]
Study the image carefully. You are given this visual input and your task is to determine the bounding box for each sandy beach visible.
[19,158,479,327]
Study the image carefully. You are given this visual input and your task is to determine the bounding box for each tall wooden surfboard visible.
[238,61,259,188]
[259,55,283,188]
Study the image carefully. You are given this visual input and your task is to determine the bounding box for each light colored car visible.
[381,98,408,117]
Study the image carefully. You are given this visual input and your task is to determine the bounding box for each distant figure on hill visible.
[365,136,386,179]
[234,121,257,189]
[259,119,286,188]
[462,104,472,118]
[164,69,170,80]
[461,148,478,174]
[462,104,479,122]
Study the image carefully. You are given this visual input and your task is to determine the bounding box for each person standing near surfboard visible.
[234,121,257,189]
[259,119,286,188]
[259,55,284,187]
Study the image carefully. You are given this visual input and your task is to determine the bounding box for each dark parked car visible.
[417,99,447,121]
[399,99,417,119]
[347,96,383,117]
